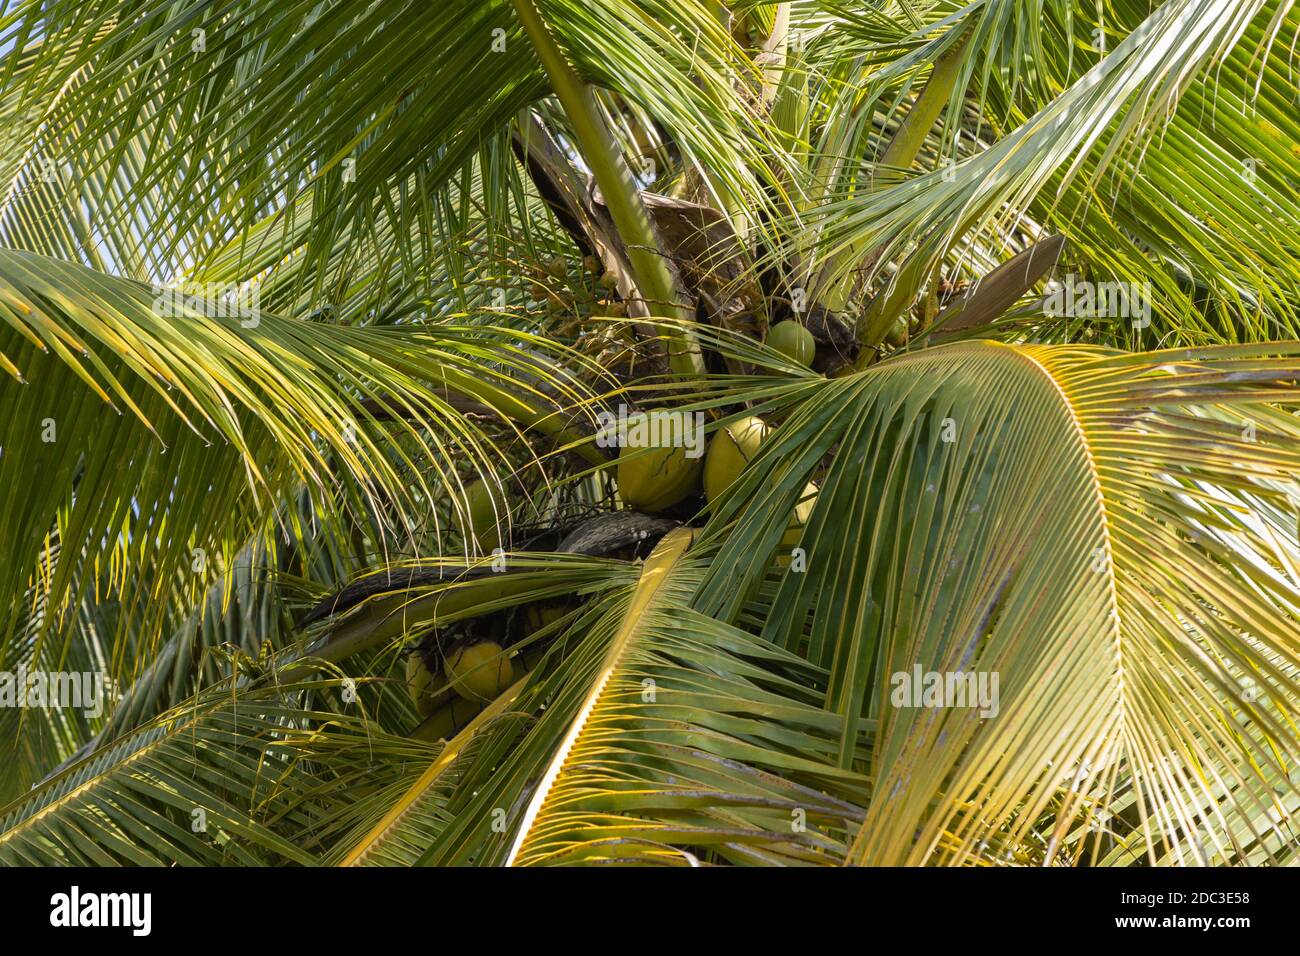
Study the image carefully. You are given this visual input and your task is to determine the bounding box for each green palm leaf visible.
[506,530,871,866]
[0,670,429,866]
[0,247,604,794]
[694,340,1300,864]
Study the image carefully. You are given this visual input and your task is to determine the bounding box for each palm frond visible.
[801,0,1291,343]
[693,340,1300,864]
[0,669,430,866]
[0,248,601,732]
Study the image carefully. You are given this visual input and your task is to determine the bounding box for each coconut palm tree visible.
[0,0,1298,867]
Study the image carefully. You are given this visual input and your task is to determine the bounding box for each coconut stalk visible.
[510,0,705,378]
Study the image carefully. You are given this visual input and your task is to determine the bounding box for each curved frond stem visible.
[509,0,704,378]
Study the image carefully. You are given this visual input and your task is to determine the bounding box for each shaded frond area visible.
[0,248,603,790]
[0,669,437,866]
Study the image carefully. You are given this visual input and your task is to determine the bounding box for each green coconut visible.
[405,652,446,718]
[778,482,819,564]
[444,640,516,702]
[616,410,704,512]
[459,479,505,552]
[703,415,770,504]
[767,320,816,367]
[414,696,485,742]
[524,601,567,635]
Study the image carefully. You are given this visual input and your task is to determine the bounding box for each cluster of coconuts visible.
[618,408,817,554]
[405,641,516,741]
[408,319,821,738]
[405,642,514,714]
[405,616,557,741]
[404,467,568,737]
[702,415,817,558]
[398,480,563,739]
[616,315,818,513]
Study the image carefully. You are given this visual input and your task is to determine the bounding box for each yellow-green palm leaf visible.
[694,341,1300,865]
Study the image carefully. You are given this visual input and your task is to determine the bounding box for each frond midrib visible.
[505,527,696,865]
[991,341,1127,744]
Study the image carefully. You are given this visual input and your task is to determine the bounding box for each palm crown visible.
[1,0,1299,867]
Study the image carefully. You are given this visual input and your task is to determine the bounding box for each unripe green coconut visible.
[524,601,567,635]
[885,316,909,349]
[778,482,819,564]
[767,320,816,367]
[405,653,446,718]
[414,696,484,742]
[444,640,516,702]
[703,416,769,504]
[616,410,704,512]
[460,479,505,552]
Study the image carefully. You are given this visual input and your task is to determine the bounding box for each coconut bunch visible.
[388,392,822,742]
[616,410,816,549]
[393,509,677,740]
[318,306,826,744]
[403,605,557,741]
[612,315,818,516]
[384,470,680,740]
